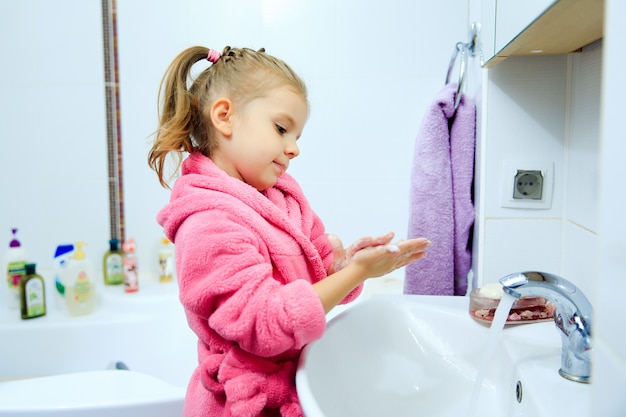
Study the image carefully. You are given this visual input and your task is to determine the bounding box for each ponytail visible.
[148,46,209,188]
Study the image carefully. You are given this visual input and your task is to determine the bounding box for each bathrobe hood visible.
[159,151,331,281]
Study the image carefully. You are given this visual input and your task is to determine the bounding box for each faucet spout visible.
[499,271,593,383]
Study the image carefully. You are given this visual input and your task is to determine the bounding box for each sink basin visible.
[500,336,591,416]
[296,294,591,417]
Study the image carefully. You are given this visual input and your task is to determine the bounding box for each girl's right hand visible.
[350,237,431,279]
[313,235,431,313]
[328,232,395,274]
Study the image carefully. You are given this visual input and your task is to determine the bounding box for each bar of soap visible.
[477,283,503,299]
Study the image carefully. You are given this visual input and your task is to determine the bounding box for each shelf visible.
[484,0,604,67]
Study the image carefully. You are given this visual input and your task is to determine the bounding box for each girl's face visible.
[216,86,308,191]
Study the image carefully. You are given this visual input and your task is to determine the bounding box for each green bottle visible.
[20,263,46,319]
[103,239,124,285]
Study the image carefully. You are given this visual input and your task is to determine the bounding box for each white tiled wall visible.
[594,0,626,413]
[560,40,602,302]
[0,0,468,277]
[474,54,567,287]
[482,218,562,282]
[476,48,602,292]
[476,0,626,411]
[0,1,108,268]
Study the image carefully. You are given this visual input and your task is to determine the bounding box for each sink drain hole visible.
[106,361,130,370]
[515,380,523,403]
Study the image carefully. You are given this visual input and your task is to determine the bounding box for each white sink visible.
[296,295,591,417]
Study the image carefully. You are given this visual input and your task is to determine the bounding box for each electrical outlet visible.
[513,170,543,200]
[501,160,553,209]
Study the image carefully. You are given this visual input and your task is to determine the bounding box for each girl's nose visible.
[285,138,300,159]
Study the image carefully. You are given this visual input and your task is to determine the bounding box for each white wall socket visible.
[500,160,553,209]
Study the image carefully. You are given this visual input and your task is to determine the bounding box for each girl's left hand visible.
[328,232,395,274]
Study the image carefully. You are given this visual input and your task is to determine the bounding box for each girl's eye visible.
[275,124,287,135]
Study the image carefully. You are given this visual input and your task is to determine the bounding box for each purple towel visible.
[404,83,476,296]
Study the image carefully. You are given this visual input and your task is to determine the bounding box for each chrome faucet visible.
[499,271,593,383]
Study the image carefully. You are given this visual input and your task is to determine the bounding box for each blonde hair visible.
[148,46,308,188]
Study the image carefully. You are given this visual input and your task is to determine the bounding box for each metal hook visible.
[445,22,480,111]
[468,22,480,58]
[445,42,468,110]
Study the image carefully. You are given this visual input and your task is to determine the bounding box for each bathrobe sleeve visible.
[265,175,363,304]
[174,209,327,358]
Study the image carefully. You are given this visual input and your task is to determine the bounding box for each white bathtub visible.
[0,280,197,416]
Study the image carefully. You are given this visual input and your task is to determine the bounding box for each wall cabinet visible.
[482,0,603,67]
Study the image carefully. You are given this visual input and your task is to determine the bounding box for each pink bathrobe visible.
[158,152,362,417]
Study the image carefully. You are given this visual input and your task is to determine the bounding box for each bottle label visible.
[7,261,26,289]
[123,257,139,292]
[25,278,45,317]
[72,271,92,302]
[159,251,174,282]
[105,253,124,284]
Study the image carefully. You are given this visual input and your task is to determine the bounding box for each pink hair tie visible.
[207,49,221,63]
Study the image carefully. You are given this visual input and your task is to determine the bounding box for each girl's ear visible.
[210,98,233,137]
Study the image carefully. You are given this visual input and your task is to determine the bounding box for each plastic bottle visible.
[158,237,175,283]
[4,228,28,310]
[122,238,139,293]
[103,239,124,285]
[52,243,74,308]
[64,242,96,316]
[20,263,46,319]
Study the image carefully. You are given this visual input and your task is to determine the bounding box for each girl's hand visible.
[328,232,395,274]
[350,237,431,278]
[315,234,430,313]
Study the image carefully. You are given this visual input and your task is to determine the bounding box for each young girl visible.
[148,46,430,417]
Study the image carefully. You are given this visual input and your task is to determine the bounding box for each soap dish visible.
[469,283,555,325]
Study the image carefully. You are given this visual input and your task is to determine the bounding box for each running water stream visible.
[467,292,517,417]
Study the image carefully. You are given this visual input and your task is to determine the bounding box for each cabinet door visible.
[495,0,557,52]
[481,0,497,62]
[481,0,557,63]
